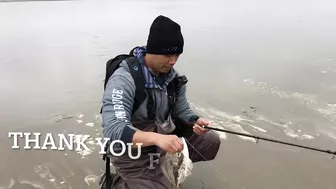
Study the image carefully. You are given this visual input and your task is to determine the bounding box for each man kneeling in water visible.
[101,15,221,189]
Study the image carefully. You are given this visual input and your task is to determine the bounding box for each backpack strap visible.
[124,57,146,114]
[124,57,155,119]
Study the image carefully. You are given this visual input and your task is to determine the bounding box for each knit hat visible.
[146,15,184,55]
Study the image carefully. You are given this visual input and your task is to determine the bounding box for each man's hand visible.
[193,118,210,136]
[155,134,184,153]
[132,131,184,153]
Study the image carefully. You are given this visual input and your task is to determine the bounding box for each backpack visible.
[99,50,192,189]
[100,53,148,115]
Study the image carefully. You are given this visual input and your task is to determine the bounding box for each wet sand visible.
[1,0,336,188]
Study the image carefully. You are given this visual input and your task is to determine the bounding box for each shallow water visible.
[1,0,336,188]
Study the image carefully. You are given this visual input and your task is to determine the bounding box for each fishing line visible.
[201,125,336,159]
[184,138,229,183]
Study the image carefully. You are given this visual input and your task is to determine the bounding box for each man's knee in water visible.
[205,131,221,161]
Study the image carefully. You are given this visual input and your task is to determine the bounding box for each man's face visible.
[150,54,180,74]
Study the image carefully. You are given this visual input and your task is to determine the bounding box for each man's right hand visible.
[154,134,184,153]
[132,130,184,153]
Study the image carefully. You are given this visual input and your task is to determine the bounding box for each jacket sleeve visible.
[174,84,200,123]
[102,73,138,144]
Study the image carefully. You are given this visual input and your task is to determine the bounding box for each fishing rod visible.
[201,125,336,159]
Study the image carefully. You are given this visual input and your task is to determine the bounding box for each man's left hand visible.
[193,118,210,136]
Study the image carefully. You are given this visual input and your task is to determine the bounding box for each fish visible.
[161,137,193,189]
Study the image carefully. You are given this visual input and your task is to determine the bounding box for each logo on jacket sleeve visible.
[112,89,126,119]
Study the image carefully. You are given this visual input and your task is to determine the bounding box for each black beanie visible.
[146,15,184,55]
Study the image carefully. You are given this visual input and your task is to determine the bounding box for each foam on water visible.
[243,78,254,84]
[34,165,56,182]
[0,178,14,189]
[256,116,289,128]
[326,133,336,141]
[190,103,262,142]
[55,114,74,122]
[78,148,93,157]
[243,78,315,102]
[190,102,317,141]
[255,79,335,119]
[317,104,336,116]
[19,181,44,189]
[86,138,95,145]
[283,129,314,140]
[85,122,94,127]
[320,66,336,74]
[257,116,314,140]
[190,104,228,140]
[208,108,255,123]
[249,125,268,133]
[95,114,102,123]
[225,123,256,142]
[243,78,336,138]
[33,165,67,188]
[60,161,75,177]
[73,135,94,157]
[84,175,99,186]
[72,107,319,144]
[210,122,227,139]
[207,108,268,135]
[8,179,14,188]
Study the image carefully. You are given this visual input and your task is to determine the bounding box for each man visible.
[101,15,220,189]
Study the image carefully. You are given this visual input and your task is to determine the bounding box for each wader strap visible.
[166,75,188,119]
[147,90,155,120]
[166,81,176,119]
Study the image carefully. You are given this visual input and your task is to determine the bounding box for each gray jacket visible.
[102,60,199,145]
